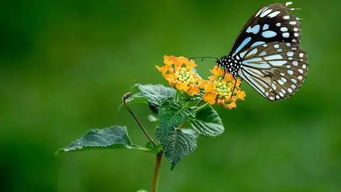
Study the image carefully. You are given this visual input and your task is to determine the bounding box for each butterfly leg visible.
[230,76,237,99]
[223,68,227,78]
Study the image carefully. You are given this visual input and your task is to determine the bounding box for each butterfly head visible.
[217,55,240,77]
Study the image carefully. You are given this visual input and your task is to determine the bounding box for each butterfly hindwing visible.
[230,2,301,56]
[237,42,308,101]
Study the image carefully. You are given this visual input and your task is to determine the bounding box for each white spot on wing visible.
[283,15,290,20]
[234,37,252,55]
[242,60,270,69]
[278,79,285,85]
[264,54,283,60]
[246,48,258,57]
[282,32,290,38]
[272,84,277,90]
[245,67,264,77]
[246,25,260,34]
[269,61,287,66]
[262,24,269,30]
[239,51,248,58]
[281,88,286,94]
[251,41,265,48]
[280,27,288,32]
[262,31,277,38]
[287,52,294,56]
[286,2,293,6]
[259,51,267,56]
[287,70,294,75]
[281,77,287,83]
[289,21,297,25]
[268,11,280,18]
[260,9,273,18]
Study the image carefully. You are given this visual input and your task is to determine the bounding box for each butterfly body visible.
[219,2,308,101]
[217,55,241,76]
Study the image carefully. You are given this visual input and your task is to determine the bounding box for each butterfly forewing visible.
[230,2,301,56]
[237,42,308,101]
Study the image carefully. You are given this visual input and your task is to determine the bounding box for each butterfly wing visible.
[237,42,308,101]
[230,2,301,56]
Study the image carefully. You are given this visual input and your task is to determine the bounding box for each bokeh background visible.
[1,0,340,191]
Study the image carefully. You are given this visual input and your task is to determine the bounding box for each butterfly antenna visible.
[189,56,218,62]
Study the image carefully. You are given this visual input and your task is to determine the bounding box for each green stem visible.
[195,99,204,106]
[195,102,209,112]
[151,152,163,192]
[175,91,180,101]
[122,92,157,147]
[131,146,154,153]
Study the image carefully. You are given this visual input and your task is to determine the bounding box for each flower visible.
[202,66,246,109]
[156,55,203,96]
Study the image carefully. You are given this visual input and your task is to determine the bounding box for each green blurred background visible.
[1,0,340,191]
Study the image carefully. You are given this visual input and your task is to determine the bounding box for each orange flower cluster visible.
[156,55,246,109]
[202,66,246,109]
[156,56,203,96]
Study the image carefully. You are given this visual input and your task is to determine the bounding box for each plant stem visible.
[195,102,209,112]
[195,99,204,107]
[175,90,180,101]
[175,122,186,130]
[123,92,157,147]
[151,152,163,192]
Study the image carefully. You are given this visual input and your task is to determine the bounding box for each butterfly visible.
[217,2,308,101]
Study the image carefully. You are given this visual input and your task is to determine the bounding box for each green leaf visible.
[158,98,194,131]
[156,128,197,170]
[127,84,175,107]
[58,125,149,153]
[125,92,147,104]
[156,98,197,169]
[190,106,224,136]
[181,90,203,102]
